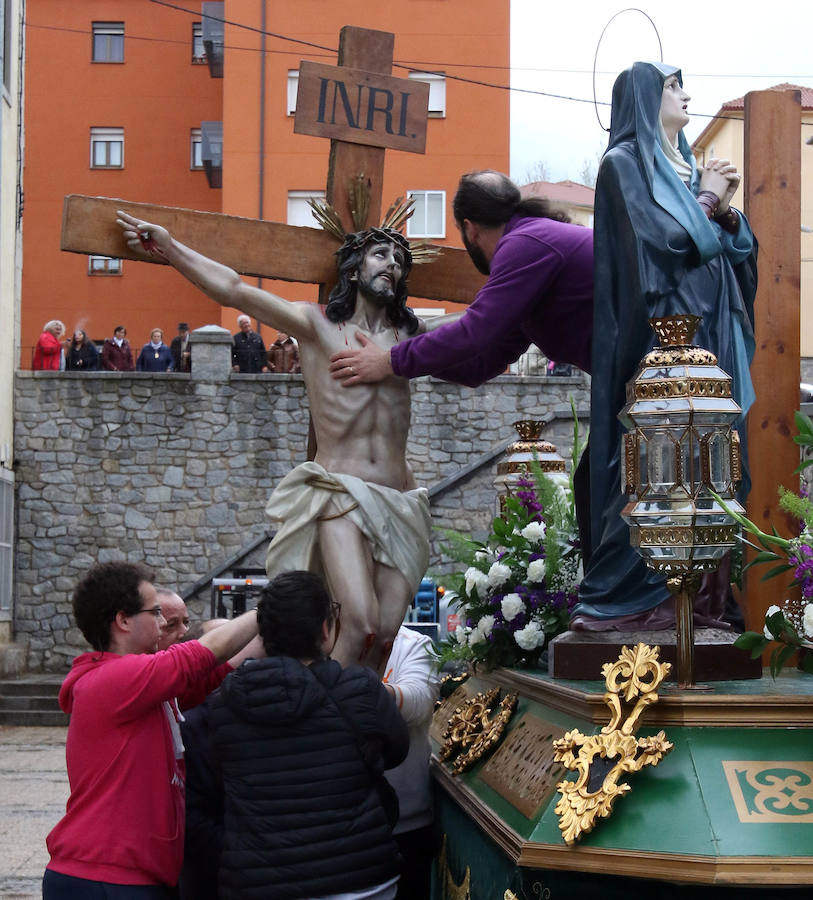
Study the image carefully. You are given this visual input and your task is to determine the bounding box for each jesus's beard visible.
[358,272,396,305]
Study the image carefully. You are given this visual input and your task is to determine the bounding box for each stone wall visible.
[13,342,588,671]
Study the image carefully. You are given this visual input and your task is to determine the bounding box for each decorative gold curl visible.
[440,688,518,775]
[552,643,673,844]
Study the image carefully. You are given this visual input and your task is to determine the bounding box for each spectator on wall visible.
[170,322,192,373]
[33,320,65,371]
[65,330,99,371]
[137,328,175,372]
[231,315,267,373]
[101,325,135,371]
[266,332,301,374]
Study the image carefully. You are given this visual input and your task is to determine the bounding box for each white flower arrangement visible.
[436,462,582,671]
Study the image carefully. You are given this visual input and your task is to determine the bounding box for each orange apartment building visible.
[21,1,509,365]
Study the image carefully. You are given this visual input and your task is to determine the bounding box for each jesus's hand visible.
[329,333,394,385]
[115,210,171,262]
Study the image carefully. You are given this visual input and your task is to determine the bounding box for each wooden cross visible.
[60,25,486,311]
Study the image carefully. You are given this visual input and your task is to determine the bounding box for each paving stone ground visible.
[0,726,69,899]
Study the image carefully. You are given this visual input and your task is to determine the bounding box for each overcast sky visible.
[510,0,812,183]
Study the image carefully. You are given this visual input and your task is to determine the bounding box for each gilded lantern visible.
[620,316,744,574]
[494,420,566,512]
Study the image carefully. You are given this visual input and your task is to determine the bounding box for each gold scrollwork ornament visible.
[552,643,674,844]
[440,687,518,775]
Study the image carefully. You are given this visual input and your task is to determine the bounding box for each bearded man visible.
[116,212,454,670]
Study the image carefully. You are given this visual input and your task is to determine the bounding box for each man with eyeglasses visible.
[43,561,262,900]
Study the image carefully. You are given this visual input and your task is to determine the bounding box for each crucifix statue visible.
[61,25,485,671]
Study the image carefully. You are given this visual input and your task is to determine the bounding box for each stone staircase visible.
[0,674,68,726]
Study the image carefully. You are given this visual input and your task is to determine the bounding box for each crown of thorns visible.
[308,176,441,266]
[338,227,412,263]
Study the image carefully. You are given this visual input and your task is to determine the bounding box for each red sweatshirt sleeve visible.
[85,642,220,723]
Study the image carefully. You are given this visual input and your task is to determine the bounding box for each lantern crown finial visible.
[650,315,701,348]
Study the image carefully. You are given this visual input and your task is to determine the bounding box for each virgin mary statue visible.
[573,61,758,630]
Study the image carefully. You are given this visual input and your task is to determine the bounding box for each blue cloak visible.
[573,62,758,623]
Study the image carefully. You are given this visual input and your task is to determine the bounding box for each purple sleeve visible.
[391,233,565,387]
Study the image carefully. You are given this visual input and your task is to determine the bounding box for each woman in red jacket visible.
[32,320,65,370]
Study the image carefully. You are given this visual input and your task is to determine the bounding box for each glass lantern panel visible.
[637,367,670,379]
[629,400,692,419]
[706,432,731,491]
[644,431,678,491]
[687,398,741,422]
[686,366,722,378]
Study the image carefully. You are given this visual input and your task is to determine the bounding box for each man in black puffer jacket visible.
[180,571,409,900]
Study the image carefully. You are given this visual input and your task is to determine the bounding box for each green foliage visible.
[779,485,813,530]
[720,411,813,678]
[792,410,813,472]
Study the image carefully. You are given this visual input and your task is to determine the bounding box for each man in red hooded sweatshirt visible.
[43,562,261,899]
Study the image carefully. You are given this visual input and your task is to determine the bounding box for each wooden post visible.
[743,89,802,631]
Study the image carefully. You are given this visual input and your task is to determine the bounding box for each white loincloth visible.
[264,461,431,592]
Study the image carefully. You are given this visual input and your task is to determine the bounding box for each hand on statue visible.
[717,170,741,214]
[115,210,172,262]
[699,159,740,213]
[328,333,393,386]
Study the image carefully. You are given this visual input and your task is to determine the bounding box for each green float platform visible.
[430,668,813,898]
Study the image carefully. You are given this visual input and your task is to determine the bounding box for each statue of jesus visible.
[116,212,454,670]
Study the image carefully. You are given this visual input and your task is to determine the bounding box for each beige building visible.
[0,0,23,666]
[692,84,813,368]
[520,179,595,227]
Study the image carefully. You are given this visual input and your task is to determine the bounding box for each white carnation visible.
[479,614,495,638]
[474,549,491,564]
[464,567,489,598]
[803,603,813,639]
[763,604,782,639]
[521,521,546,542]
[526,559,547,583]
[501,593,524,622]
[487,561,511,588]
[468,623,485,646]
[514,621,545,651]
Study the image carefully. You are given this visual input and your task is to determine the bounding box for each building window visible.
[191,129,203,168]
[2,0,11,92]
[88,255,122,275]
[92,22,124,63]
[287,190,325,227]
[408,72,446,118]
[406,190,445,238]
[90,127,123,168]
[287,70,299,116]
[192,22,206,63]
[0,470,12,612]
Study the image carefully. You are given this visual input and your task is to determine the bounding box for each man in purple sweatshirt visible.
[328,170,593,388]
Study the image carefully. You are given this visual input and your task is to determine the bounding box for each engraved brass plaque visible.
[480,714,566,819]
[722,761,813,823]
